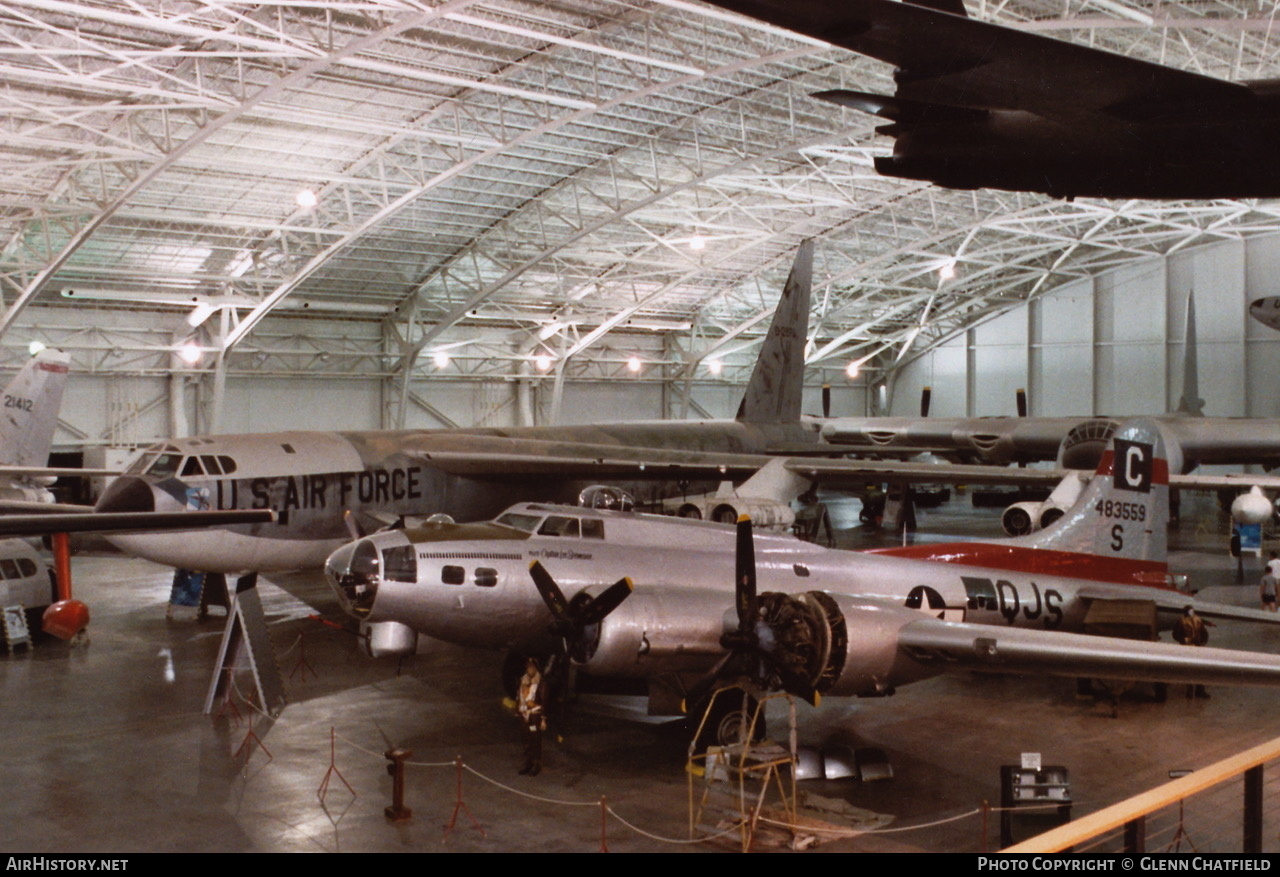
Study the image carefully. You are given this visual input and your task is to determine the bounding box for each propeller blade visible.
[1016,387,1028,417]
[343,509,364,541]
[920,385,932,418]
[734,515,757,632]
[529,560,572,624]
[821,383,831,419]
[577,577,633,626]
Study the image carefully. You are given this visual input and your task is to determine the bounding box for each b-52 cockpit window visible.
[495,513,541,533]
[181,457,204,477]
[125,454,154,475]
[146,453,183,479]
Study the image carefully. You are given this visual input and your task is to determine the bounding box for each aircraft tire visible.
[693,690,763,752]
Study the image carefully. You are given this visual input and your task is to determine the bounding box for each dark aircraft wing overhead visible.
[710,0,1251,119]
[0,508,275,536]
[897,615,1280,686]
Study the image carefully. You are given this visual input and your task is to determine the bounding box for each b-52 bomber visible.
[324,419,1280,740]
[705,0,1280,199]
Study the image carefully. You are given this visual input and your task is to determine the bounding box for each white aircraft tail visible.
[0,349,69,468]
[736,240,812,425]
[717,457,811,502]
[1007,418,1169,581]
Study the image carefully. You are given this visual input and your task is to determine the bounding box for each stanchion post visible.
[442,755,485,841]
[384,747,412,822]
[599,795,609,853]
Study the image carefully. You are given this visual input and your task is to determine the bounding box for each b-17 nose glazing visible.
[325,539,381,618]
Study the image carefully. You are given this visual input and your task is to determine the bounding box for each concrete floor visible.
[3,493,1279,853]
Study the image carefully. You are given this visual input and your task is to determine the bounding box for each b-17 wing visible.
[898,612,1280,688]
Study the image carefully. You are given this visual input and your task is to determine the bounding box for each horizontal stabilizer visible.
[899,616,1280,688]
[812,89,988,125]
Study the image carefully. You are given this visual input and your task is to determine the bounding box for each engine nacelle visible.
[578,588,937,700]
[0,485,54,504]
[362,621,418,658]
[576,589,732,678]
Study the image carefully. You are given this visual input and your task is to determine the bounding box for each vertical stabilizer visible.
[736,240,812,424]
[1175,290,1204,416]
[0,349,69,468]
[1011,419,1169,579]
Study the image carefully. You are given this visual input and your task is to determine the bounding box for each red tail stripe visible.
[871,542,1171,587]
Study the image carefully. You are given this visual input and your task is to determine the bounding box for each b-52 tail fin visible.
[0,348,69,468]
[736,240,812,425]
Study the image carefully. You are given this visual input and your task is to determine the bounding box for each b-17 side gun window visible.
[383,545,416,583]
[538,516,580,538]
[441,565,465,586]
[474,568,498,588]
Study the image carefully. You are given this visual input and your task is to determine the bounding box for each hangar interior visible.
[6,0,1280,855]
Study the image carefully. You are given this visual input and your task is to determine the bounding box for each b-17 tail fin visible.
[736,240,812,425]
[0,348,69,469]
[1010,419,1169,582]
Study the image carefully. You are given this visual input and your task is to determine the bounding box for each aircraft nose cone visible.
[95,476,156,513]
[325,539,381,619]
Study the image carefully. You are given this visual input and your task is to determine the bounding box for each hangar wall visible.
[890,234,1280,419]
[38,302,855,450]
[44,231,1280,450]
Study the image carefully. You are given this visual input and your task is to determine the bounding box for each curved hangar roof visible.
[2,0,1280,389]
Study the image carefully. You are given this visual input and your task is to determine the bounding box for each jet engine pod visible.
[1231,486,1275,525]
[710,500,795,529]
[1001,502,1038,537]
[363,620,418,658]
